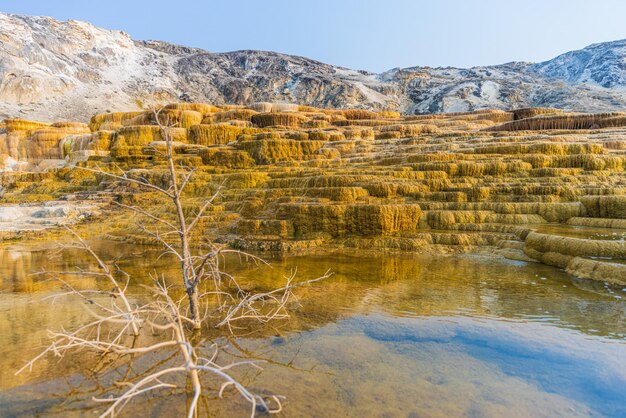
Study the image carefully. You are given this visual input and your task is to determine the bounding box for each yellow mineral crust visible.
[3,104,626,283]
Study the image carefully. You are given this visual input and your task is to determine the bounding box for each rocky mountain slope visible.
[2,12,626,121]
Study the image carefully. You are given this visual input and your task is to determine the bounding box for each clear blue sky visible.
[2,0,625,72]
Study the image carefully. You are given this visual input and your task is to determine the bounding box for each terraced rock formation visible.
[1,103,625,284]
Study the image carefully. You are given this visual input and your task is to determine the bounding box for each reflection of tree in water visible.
[0,327,316,417]
[0,244,624,416]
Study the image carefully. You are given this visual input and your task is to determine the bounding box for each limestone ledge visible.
[2,104,626,285]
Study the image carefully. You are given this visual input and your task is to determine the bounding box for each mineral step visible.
[3,104,626,283]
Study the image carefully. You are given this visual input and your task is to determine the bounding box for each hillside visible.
[2,13,626,121]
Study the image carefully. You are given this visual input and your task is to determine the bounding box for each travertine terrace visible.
[1,103,625,284]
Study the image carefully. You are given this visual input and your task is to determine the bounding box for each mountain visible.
[531,39,626,88]
[1,12,626,122]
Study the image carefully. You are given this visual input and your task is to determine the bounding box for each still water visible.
[0,241,624,417]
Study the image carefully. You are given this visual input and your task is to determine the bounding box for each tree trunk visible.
[159,113,203,331]
[187,284,202,330]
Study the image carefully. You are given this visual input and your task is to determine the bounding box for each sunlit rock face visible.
[531,39,626,88]
[1,103,625,284]
[0,119,92,171]
[3,13,626,122]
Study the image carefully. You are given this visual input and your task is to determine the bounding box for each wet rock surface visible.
[2,102,625,283]
[0,202,97,231]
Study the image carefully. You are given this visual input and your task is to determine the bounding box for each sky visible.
[2,0,626,72]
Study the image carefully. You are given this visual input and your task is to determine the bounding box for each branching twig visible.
[18,100,332,417]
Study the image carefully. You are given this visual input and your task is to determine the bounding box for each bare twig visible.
[18,100,331,417]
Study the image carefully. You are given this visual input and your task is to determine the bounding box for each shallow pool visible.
[0,243,624,417]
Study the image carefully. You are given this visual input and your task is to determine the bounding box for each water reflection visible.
[529,223,626,241]
[0,242,624,417]
[229,315,625,417]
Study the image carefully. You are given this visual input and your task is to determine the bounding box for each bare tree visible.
[16,103,332,416]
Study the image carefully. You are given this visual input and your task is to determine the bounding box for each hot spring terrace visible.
[1,104,625,284]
